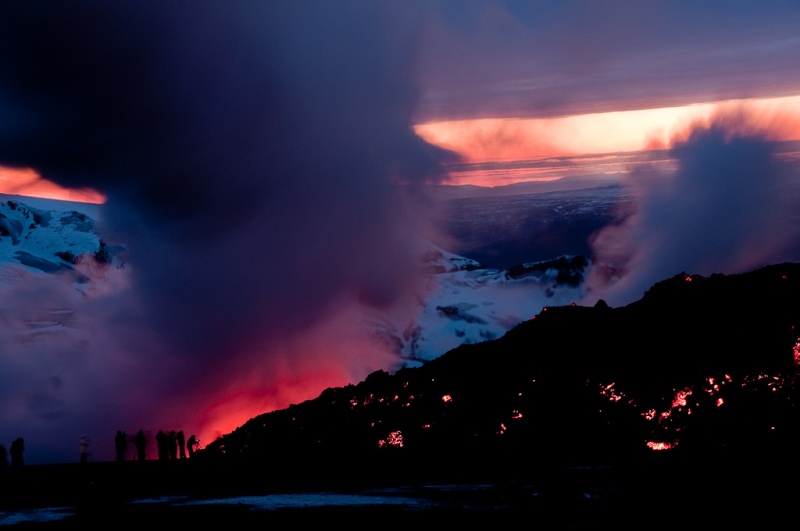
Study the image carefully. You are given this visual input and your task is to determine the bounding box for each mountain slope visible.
[203,262,800,470]
[0,196,118,278]
[374,249,589,364]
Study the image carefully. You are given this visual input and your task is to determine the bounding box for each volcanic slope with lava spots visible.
[205,262,800,474]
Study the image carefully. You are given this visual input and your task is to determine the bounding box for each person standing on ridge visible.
[9,438,24,467]
[79,435,90,464]
[177,430,186,459]
[187,434,198,458]
[134,429,147,461]
[168,430,178,460]
[155,429,168,460]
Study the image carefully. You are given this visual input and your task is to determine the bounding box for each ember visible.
[646,441,677,451]
[794,339,800,366]
[378,431,404,448]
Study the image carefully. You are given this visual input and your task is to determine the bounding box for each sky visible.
[1,1,800,464]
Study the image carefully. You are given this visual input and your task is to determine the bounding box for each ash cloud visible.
[585,109,800,307]
[0,2,455,462]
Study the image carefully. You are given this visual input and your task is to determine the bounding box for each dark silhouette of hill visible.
[3,263,800,527]
[197,262,800,505]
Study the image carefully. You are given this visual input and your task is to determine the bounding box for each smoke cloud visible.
[0,1,456,462]
[585,107,800,307]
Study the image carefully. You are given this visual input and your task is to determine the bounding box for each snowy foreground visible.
[0,490,438,526]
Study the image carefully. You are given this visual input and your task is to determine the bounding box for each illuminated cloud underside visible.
[415,95,800,177]
[0,167,105,203]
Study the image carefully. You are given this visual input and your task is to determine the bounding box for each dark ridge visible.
[505,254,588,285]
[199,263,800,472]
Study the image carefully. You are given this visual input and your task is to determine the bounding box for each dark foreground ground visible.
[1,449,798,529]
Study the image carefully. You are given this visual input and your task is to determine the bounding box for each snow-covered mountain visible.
[0,195,119,279]
[0,194,589,367]
[0,195,125,355]
[371,246,588,365]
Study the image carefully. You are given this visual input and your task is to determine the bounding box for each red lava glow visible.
[794,339,800,366]
[646,441,677,451]
[705,376,727,395]
[378,430,404,448]
[672,388,692,409]
[599,382,625,402]
[195,369,354,452]
[442,394,452,402]
[603,369,796,454]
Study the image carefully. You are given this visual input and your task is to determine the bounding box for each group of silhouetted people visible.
[1,430,200,466]
[121,429,198,462]
[112,429,151,462]
[114,429,200,462]
[154,429,198,460]
[87,429,200,462]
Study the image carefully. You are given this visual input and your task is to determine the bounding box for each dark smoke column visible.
[0,1,455,461]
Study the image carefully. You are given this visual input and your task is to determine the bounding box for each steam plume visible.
[0,1,454,462]
[585,107,800,307]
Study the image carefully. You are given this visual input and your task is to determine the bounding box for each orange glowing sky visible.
[4,95,800,201]
[0,166,105,203]
[414,95,800,187]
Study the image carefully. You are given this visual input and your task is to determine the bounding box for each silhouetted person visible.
[155,430,168,460]
[9,438,24,467]
[187,434,198,458]
[186,434,200,457]
[115,430,127,462]
[79,435,90,464]
[168,430,177,460]
[177,430,186,459]
[134,429,147,461]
